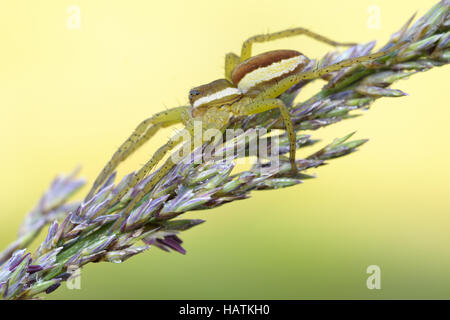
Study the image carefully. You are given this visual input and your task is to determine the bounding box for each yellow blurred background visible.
[0,0,449,299]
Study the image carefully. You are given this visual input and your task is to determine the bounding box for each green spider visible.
[85,27,403,220]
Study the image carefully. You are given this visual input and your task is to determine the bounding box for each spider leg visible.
[86,105,190,200]
[119,119,181,161]
[225,52,241,81]
[107,122,197,230]
[93,122,194,221]
[240,27,357,62]
[256,42,406,100]
[234,98,297,174]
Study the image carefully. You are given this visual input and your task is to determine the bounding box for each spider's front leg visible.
[105,81,238,222]
[225,27,357,80]
[86,105,190,200]
[94,119,196,221]
[111,106,235,225]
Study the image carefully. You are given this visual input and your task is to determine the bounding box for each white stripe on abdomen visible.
[237,55,306,93]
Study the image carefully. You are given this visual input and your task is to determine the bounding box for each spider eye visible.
[190,89,200,96]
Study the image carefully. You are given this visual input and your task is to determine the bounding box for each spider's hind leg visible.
[240,27,357,62]
[225,27,356,81]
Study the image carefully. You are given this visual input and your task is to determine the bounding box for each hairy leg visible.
[240,27,357,61]
[108,156,178,232]
[107,123,197,230]
[119,119,181,161]
[225,52,241,81]
[234,98,297,174]
[86,106,190,200]
[92,124,191,220]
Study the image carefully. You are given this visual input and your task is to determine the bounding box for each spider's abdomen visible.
[231,50,309,93]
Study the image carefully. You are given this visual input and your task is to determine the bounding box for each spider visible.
[85,27,403,221]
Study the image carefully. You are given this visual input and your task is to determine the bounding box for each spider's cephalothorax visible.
[188,79,242,118]
[86,27,403,220]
